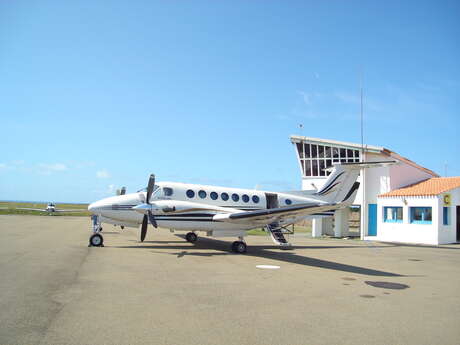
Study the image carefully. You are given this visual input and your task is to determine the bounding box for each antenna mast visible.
[360,72,364,159]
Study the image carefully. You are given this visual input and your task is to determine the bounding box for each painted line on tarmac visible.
[256,265,280,270]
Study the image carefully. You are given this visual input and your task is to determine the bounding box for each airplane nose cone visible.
[88,202,96,213]
[88,201,105,214]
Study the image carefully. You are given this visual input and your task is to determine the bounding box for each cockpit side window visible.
[163,187,173,196]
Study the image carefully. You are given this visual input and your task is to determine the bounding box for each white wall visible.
[389,161,434,190]
[438,187,460,244]
[377,196,440,245]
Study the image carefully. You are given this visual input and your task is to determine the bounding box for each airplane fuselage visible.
[89,181,330,234]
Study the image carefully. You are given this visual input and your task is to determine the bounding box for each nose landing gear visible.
[89,215,104,247]
[89,233,104,247]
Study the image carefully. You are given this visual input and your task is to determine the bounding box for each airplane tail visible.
[291,161,396,206]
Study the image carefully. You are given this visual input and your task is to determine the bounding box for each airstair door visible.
[265,193,279,209]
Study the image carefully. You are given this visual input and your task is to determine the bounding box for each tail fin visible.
[314,161,396,205]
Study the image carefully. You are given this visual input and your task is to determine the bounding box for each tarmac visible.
[0,215,459,345]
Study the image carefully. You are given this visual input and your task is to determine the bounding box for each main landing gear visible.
[89,215,104,247]
[185,232,198,243]
[231,236,247,254]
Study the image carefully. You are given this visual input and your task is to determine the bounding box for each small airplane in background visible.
[17,202,83,214]
[87,161,394,253]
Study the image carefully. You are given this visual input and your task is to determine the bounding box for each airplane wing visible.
[54,209,85,212]
[16,208,47,212]
[213,202,340,225]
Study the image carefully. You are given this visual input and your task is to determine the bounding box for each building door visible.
[368,204,377,236]
[457,206,460,242]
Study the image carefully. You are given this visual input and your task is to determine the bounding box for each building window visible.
[296,143,304,159]
[163,187,173,196]
[186,190,195,198]
[295,142,361,178]
[410,207,432,224]
[242,194,249,203]
[232,193,239,202]
[221,192,229,201]
[252,195,260,203]
[210,192,218,200]
[198,190,207,199]
[383,206,403,223]
[443,207,450,225]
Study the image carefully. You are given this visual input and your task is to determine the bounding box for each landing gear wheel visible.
[232,241,247,254]
[186,232,198,243]
[89,233,104,247]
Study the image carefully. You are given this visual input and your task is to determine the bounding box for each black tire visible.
[89,233,104,247]
[232,241,247,254]
[186,232,198,243]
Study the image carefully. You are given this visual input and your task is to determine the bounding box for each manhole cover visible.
[365,281,409,290]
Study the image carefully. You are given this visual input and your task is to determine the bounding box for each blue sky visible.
[1,0,459,203]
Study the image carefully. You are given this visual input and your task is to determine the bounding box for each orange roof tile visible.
[380,177,460,197]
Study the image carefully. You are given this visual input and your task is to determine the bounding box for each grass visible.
[0,201,91,216]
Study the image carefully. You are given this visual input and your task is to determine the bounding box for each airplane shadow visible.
[113,236,403,277]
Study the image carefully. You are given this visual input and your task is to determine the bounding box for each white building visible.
[290,135,440,240]
[378,177,460,245]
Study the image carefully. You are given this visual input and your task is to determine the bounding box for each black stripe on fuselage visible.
[341,182,360,202]
[316,172,344,195]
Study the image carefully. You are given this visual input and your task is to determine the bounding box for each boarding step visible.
[266,224,292,247]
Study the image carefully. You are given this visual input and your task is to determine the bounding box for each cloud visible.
[37,163,68,175]
[96,170,111,179]
[297,91,311,105]
[107,184,115,193]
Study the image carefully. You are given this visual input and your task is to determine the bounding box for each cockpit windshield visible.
[136,185,161,199]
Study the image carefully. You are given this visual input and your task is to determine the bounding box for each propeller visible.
[140,174,157,242]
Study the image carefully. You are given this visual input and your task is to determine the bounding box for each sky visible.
[1,0,459,203]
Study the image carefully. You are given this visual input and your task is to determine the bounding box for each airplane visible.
[17,202,83,214]
[87,161,394,252]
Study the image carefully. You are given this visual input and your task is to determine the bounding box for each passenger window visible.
[210,192,218,200]
[198,190,207,199]
[232,193,239,202]
[252,195,260,203]
[242,194,249,203]
[163,187,173,196]
[186,189,195,198]
[285,199,292,205]
[221,192,229,201]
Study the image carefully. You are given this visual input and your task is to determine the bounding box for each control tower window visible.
[296,143,304,159]
[295,141,361,177]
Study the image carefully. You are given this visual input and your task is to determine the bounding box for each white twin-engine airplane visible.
[18,202,82,214]
[87,162,390,253]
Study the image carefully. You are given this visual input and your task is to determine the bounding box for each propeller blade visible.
[148,210,158,228]
[146,174,156,204]
[140,214,148,242]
